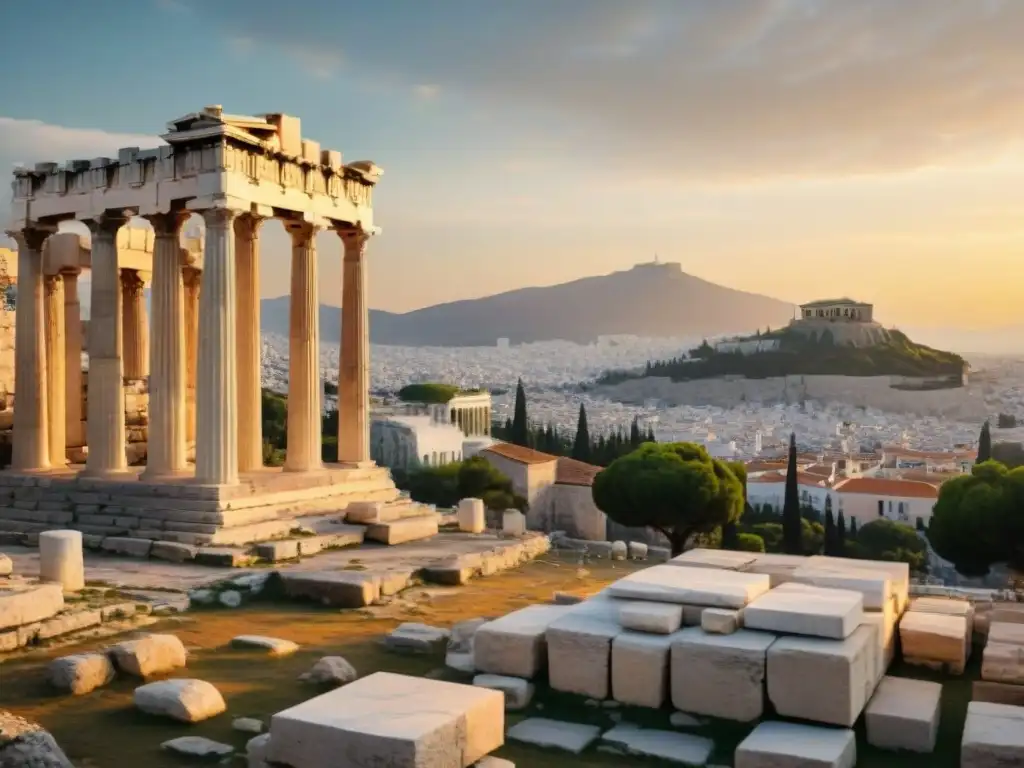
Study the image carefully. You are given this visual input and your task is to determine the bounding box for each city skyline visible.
[2,0,1024,329]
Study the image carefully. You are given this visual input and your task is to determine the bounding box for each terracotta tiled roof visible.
[480,442,558,466]
[749,472,787,484]
[883,446,977,461]
[834,477,939,499]
[555,457,603,487]
[801,464,834,478]
[744,460,788,474]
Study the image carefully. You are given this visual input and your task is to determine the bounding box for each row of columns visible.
[454,406,491,437]
[11,210,373,486]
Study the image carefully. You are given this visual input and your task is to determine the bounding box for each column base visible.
[337,460,377,470]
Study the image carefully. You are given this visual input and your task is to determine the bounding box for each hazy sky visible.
[2,0,1024,329]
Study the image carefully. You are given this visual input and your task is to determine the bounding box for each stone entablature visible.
[798,298,873,322]
[447,391,492,437]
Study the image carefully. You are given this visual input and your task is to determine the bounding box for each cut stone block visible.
[989,622,1024,648]
[502,509,526,536]
[47,653,116,695]
[859,609,895,684]
[458,498,485,534]
[230,635,299,657]
[506,718,601,754]
[0,583,64,631]
[900,611,968,673]
[269,672,504,768]
[474,605,568,678]
[990,607,1024,625]
[472,674,534,710]
[279,571,380,608]
[618,600,683,634]
[134,678,226,723]
[669,548,758,571]
[982,642,1024,685]
[791,563,892,610]
[602,724,715,764]
[702,608,740,634]
[744,582,864,639]
[446,617,487,673]
[110,633,187,677]
[671,627,776,722]
[365,514,438,545]
[345,500,385,523]
[628,542,648,559]
[39,530,85,592]
[961,701,1024,767]
[865,675,942,753]
[808,555,909,614]
[767,625,875,727]
[973,680,1024,707]
[910,596,974,618]
[611,631,676,708]
[741,552,809,587]
[607,565,770,609]
[382,623,450,655]
[735,721,856,768]
[547,597,621,699]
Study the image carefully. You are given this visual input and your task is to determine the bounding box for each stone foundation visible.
[0,464,400,546]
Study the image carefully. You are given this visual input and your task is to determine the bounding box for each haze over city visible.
[3,0,1024,333]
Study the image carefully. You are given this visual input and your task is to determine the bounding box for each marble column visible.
[235,215,264,473]
[120,270,148,381]
[285,220,322,472]
[44,274,66,467]
[336,227,373,466]
[11,229,49,471]
[195,207,239,485]
[84,214,128,477]
[183,266,201,447]
[144,213,187,478]
[63,272,84,449]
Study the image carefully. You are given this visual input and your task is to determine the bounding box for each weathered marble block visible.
[472,674,534,710]
[767,625,875,727]
[808,555,909,614]
[668,548,758,571]
[269,672,504,768]
[506,718,600,754]
[601,725,715,765]
[607,565,770,609]
[982,642,1024,685]
[989,621,1024,648]
[474,605,569,679]
[39,530,85,592]
[859,608,895,684]
[0,583,64,631]
[617,600,683,634]
[457,498,486,534]
[611,630,677,708]
[502,509,525,536]
[735,721,856,768]
[547,597,621,699]
[791,563,892,610]
[865,676,942,753]
[900,611,968,673]
[741,552,809,587]
[961,701,1024,767]
[744,582,864,639]
[110,633,188,677]
[701,607,741,634]
[671,627,776,722]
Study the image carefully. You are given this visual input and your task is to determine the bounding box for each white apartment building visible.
[833,477,940,530]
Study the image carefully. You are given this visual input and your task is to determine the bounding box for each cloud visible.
[195,0,1024,180]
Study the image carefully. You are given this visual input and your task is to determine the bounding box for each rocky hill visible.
[260,262,796,347]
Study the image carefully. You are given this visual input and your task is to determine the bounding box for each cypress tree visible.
[782,432,802,554]
[850,517,858,538]
[978,420,992,463]
[824,495,837,556]
[503,417,512,436]
[836,510,847,555]
[510,379,529,447]
[596,434,607,465]
[630,417,642,447]
[572,404,591,462]
[646,425,656,443]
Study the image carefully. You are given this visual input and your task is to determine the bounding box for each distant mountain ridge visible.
[260,262,797,347]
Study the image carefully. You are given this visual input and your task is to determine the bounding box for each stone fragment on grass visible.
[506,718,601,754]
[381,623,450,655]
[231,635,299,657]
[134,678,226,723]
[110,633,187,677]
[218,590,243,608]
[47,653,116,695]
[161,736,234,758]
[233,717,264,734]
[473,673,535,710]
[298,656,357,686]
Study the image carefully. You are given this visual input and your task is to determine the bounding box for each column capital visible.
[147,211,189,238]
[43,273,63,295]
[336,225,376,261]
[120,269,145,298]
[283,218,324,246]
[234,213,268,241]
[10,227,51,252]
[84,212,130,238]
[183,266,202,291]
[201,207,240,229]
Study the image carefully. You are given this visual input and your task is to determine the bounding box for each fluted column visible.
[143,213,187,478]
[11,229,49,471]
[120,270,148,381]
[336,227,373,465]
[64,272,84,449]
[84,214,128,477]
[44,274,66,467]
[195,207,239,485]
[235,215,264,473]
[183,266,201,447]
[285,220,322,472]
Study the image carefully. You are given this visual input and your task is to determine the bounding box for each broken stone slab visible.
[269,671,504,768]
[36,607,101,640]
[47,652,116,695]
[791,563,893,611]
[255,539,300,562]
[299,656,358,686]
[767,625,875,727]
[381,623,450,655]
[279,570,381,608]
[601,724,714,765]
[735,721,856,768]
[865,675,942,753]
[608,565,771,609]
[701,608,741,634]
[669,548,758,571]
[474,604,570,678]
[618,600,683,634]
[744,582,864,639]
[0,712,74,768]
[982,642,1024,685]
[195,547,257,568]
[899,611,968,673]
[961,701,1024,767]
[162,736,234,758]
[671,627,776,722]
[613,629,682,709]
[109,633,188,677]
[547,596,621,699]
[506,718,601,754]
[233,717,264,734]
[0,583,64,631]
[150,541,197,563]
[100,536,153,558]
[247,733,271,767]
[473,673,534,710]
[231,635,299,657]
[134,678,226,723]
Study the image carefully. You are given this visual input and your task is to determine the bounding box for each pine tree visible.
[572,404,591,463]
[510,379,529,447]
[782,432,802,554]
[978,420,992,463]
[630,417,642,447]
[836,510,847,555]
[824,495,837,556]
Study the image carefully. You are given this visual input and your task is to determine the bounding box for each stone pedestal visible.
[63,272,84,449]
[43,274,66,467]
[503,509,526,537]
[458,498,486,534]
[11,229,50,471]
[39,530,85,592]
[284,221,322,473]
[121,269,149,381]
[337,228,372,466]
[235,215,264,473]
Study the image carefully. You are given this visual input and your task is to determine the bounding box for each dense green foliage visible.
[592,442,744,555]
[572,404,591,462]
[492,414,653,468]
[850,519,928,572]
[397,382,461,404]
[599,327,965,384]
[736,532,766,553]
[929,460,1024,576]
[979,421,992,463]
[782,433,802,554]
[396,456,527,512]
[824,495,839,556]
